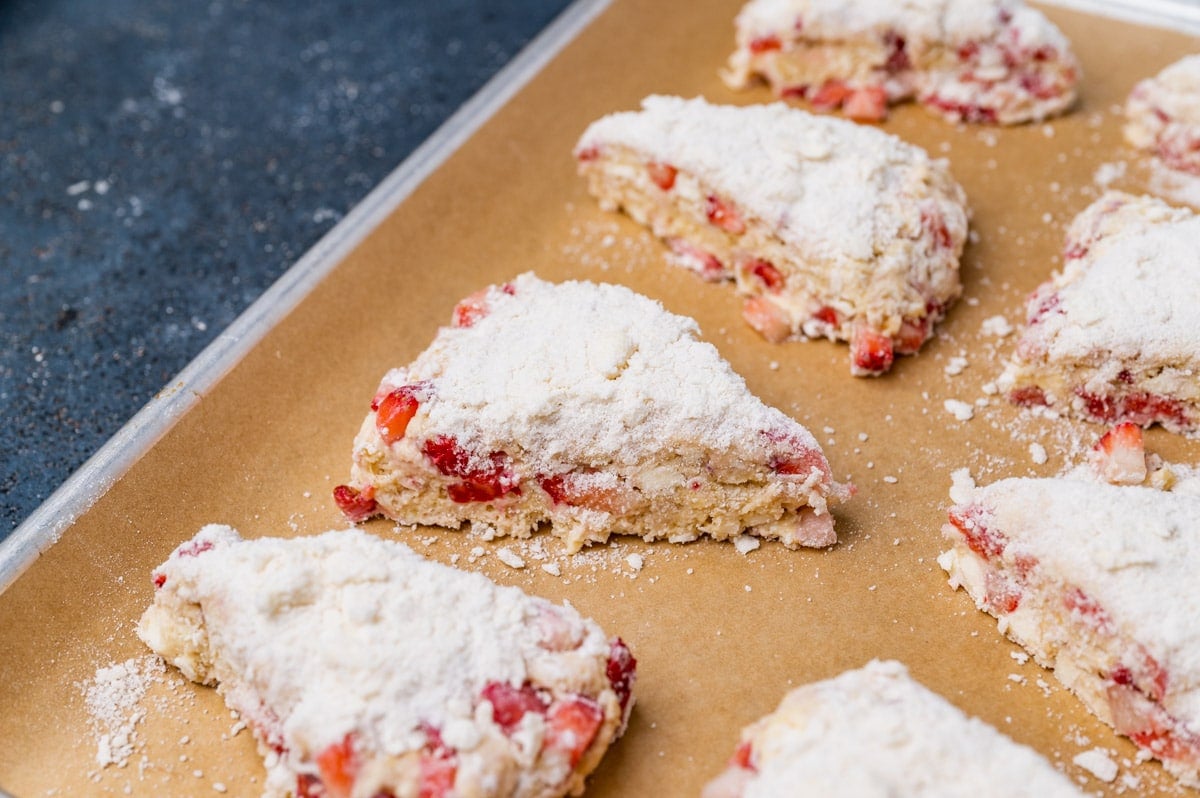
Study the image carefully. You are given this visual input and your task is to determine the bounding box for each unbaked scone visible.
[702,660,1085,797]
[939,437,1200,787]
[575,96,968,375]
[1000,191,1200,435]
[138,525,637,798]
[1125,55,1200,176]
[723,0,1079,124]
[334,273,850,550]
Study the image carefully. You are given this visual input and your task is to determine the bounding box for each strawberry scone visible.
[723,0,1079,124]
[574,96,968,376]
[138,525,637,798]
[999,192,1200,435]
[334,273,848,550]
[1125,55,1200,176]
[702,660,1085,797]
[939,430,1200,787]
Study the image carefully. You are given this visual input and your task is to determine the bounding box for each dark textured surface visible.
[0,0,574,539]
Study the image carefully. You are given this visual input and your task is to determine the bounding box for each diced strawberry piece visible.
[177,539,215,558]
[1007,386,1048,407]
[780,85,809,100]
[1123,392,1189,429]
[806,306,836,328]
[984,570,1021,613]
[748,35,782,54]
[374,387,421,444]
[419,753,456,798]
[546,696,605,767]
[1028,290,1061,324]
[1063,587,1112,632]
[537,473,619,512]
[745,259,784,293]
[706,195,746,234]
[957,41,980,61]
[668,238,727,281]
[646,161,678,191]
[771,448,828,479]
[606,638,637,713]
[418,724,457,798]
[850,326,894,376]
[1089,422,1146,485]
[452,288,491,328]
[894,316,929,356]
[316,733,360,798]
[921,206,953,250]
[333,484,378,523]
[731,740,756,771]
[883,31,910,72]
[947,504,1007,560]
[924,96,998,124]
[742,296,792,343]
[481,681,548,734]
[843,87,888,121]
[809,80,851,111]
[1076,390,1119,424]
[296,774,321,798]
[152,572,166,588]
[422,436,520,503]
[575,146,600,162]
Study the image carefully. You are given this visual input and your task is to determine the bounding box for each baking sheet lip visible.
[0,0,613,599]
[1041,0,1200,33]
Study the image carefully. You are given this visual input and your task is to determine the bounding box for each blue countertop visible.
[0,0,573,539]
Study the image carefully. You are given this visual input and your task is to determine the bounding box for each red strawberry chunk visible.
[647,161,677,191]
[374,387,421,444]
[947,503,1006,560]
[706,195,746,234]
[745,259,784,292]
[418,724,457,798]
[667,238,727,281]
[1064,587,1112,633]
[809,79,851,111]
[452,288,491,328]
[812,305,839,327]
[1089,422,1146,485]
[316,733,360,798]
[481,681,548,734]
[731,740,756,771]
[536,605,584,652]
[177,539,215,558]
[333,484,378,523]
[606,638,637,713]
[741,296,792,343]
[984,570,1021,613]
[1008,385,1048,407]
[894,316,930,356]
[422,436,520,503]
[748,35,782,54]
[883,31,910,73]
[546,696,605,767]
[575,145,600,162]
[843,87,887,122]
[850,326,894,376]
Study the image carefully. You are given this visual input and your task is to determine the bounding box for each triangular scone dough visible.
[335,272,849,551]
[575,96,968,375]
[139,526,636,798]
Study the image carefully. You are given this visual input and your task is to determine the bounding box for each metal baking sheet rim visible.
[1,0,1197,596]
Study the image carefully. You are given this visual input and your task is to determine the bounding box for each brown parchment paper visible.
[2,2,1199,796]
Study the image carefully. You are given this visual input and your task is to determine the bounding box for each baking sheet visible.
[2,1,1199,795]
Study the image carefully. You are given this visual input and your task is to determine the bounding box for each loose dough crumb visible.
[1073,748,1119,782]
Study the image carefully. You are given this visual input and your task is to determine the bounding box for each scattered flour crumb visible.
[1093,160,1127,188]
[1073,748,1119,782]
[540,562,561,577]
[944,399,975,421]
[1029,442,1048,465]
[625,553,644,572]
[733,535,761,555]
[1010,651,1030,665]
[496,547,526,569]
[1007,673,1026,684]
[82,655,165,768]
[882,475,898,484]
[944,356,969,377]
[981,315,1014,337]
